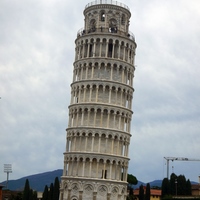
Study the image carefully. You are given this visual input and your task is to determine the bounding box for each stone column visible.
[95,86,99,102]
[91,64,94,78]
[123,115,126,131]
[111,137,114,154]
[89,86,92,101]
[128,47,131,63]
[115,89,118,105]
[93,41,96,57]
[87,42,90,58]
[122,66,125,83]
[120,90,123,106]
[126,143,129,157]
[99,40,102,57]
[117,139,120,155]
[74,136,77,151]
[70,90,74,104]
[93,192,97,200]
[105,135,108,153]
[63,161,67,176]
[68,112,72,127]
[85,65,88,79]
[87,109,91,126]
[110,64,113,80]
[96,160,99,178]
[82,42,85,58]
[103,161,106,179]
[107,193,111,200]
[123,45,126,61]
[71,112,74,127]
[85,135,88,151]
[89,160,92,177]
[118,43,121,59]
[79,191,83,200]
[119,114,122,130]
[67,189,71,200]
[76,111,79,127]
[98,136,101,152]
[109,88,112,103]
[82,161,85,176]
[109,161,112,179]
[76,160,79,176]
[80,64,83,80]
[113,112,116,128]
[83,86,86,102]
[94,109,97,127]
[91,135,94,151]
[107,111,110,128]
[100,110,103,127]
[112,42,115,58]
[81,111,84,125]
[105,40,109,58]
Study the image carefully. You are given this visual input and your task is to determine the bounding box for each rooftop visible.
[85,0,130,11]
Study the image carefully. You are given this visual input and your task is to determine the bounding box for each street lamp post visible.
[175,179,178,196]
[4,164,12,189]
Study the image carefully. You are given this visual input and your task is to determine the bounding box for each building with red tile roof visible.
[134,186,162,200]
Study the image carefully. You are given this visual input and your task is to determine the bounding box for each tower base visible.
[59,177,128,200]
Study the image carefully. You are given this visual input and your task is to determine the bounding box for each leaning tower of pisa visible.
[59,1,137,200]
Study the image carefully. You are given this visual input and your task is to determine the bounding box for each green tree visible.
[33,190,37,200]
[53,177,60,200]
[22,179,30,200]
[42,185,49,200]
[145,183,151,200]
[170,173,177,195]
[139,185,144,200]
[161,178,170,197]
[177,175,186,195]
[186,179,192,195]
[10,192,23,200]
[49,183,54,200]
[127,174,138,185]
[30,189,33,200]
[127,174,138,200]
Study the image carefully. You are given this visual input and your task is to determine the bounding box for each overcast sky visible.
[0,0,200,184]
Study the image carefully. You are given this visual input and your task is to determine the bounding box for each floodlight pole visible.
[4,164,12,189]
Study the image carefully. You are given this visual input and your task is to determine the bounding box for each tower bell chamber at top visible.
[59,1,137,200]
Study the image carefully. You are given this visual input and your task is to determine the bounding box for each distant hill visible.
[132,180,162,189]
[0,169,63,191]
[0,170,198,192]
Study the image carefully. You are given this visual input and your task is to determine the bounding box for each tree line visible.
[8,177,60,200]
[161,173,192,197]
[42,177,59,200]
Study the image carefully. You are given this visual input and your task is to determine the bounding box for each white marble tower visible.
[59,1,136,200]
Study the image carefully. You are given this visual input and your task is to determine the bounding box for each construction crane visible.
[164,157,200,179]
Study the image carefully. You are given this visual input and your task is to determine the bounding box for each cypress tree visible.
[145,183,150,200]
[170,173,177,195]
[49,183,54,200]
[23,179,30,200]
[43,185,49,200]
[161,178,170,197]
[186,179,192,195]
[33,190,37,200]
[177,175,186,195]
[29,189,33,200]
[139,185,144,200]
[53,177,60,200]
